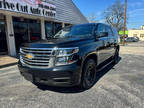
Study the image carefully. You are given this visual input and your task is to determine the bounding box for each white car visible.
[125,37,139,42]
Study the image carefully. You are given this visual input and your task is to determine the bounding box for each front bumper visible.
[18,61,81,87]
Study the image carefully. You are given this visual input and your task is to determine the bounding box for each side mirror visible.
[99,32,108,37]
[94,32,108,41]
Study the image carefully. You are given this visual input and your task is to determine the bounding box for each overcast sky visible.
[73,0,144,29]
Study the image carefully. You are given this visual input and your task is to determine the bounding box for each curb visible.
[0,62,17,69]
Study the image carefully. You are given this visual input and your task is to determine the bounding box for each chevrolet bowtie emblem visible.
[26,54,34,59]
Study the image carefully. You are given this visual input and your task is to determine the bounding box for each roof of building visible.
[54,0,88,24]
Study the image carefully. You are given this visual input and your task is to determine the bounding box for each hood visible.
[22,37,94,48]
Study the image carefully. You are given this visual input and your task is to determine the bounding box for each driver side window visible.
[96,24,105,37]
[97,24,105,32]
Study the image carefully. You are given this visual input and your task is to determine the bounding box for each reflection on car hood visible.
[22,37,94,48]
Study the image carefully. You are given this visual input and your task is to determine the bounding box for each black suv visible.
[18,23,119,89]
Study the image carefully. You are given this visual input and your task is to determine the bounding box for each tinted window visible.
[29,23,41,42]
[96,24,106,38]
[70,25,94,36]
[54,22,62,34]
[45,22,54,38]
[97,24,105,32]
[105,26,113,36]
[54,25,94,39]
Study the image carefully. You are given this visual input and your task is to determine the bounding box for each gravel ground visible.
[126,41,144,47]
[0,42,144,108]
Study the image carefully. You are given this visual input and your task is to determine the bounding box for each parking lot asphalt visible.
[0,42,144,108]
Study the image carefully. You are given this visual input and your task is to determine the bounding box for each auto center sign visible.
[0,0,56,18]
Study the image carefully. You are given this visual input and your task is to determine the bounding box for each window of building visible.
[0,19,8,54]
[65,24,72,27]
[45,22,63,39]
[29,22,41,41]
[133,34,138,37]
[13,17,41,51]
[45,21,54,38]
[54,22,62,34]
[140,34,144,38]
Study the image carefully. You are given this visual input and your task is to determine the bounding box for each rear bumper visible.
[18,62,81,87]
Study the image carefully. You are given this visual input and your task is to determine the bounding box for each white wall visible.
[5,15,16,56]
[54,0,88,24]
[128,30,144,41]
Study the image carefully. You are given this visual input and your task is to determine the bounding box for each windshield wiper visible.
[53,35,60,38]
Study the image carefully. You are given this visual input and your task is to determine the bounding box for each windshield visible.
[53,25,94,39]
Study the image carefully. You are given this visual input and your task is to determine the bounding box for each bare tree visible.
[104,0,126,31]
[87,13,97,23]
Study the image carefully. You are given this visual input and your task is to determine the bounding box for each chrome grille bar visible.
[22,57,49,63]
[20,51,52,57]
[22,49,52,53]
[23,60,49,66]
[20,47,53,68]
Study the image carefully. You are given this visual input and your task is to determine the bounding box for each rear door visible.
[105,25,115,58]
[96,24,109,64]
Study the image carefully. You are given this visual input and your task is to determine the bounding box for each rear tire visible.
[80,59,97,89]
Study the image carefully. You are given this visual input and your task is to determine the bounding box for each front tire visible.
[81,59,97,89]
[113,49,119,64]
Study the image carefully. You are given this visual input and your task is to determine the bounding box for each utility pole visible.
[123,0,127,45]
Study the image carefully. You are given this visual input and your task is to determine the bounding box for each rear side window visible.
[97,24,105,33]
[105,26,113,36]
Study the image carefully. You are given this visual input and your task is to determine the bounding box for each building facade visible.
[0,0,88,56]
[128,29,144,41]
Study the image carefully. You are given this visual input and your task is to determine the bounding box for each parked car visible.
[134,37,139,41]
[125,37,139,42]
[18,23,120,89]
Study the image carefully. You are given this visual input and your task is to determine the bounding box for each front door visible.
[0,20,8,55]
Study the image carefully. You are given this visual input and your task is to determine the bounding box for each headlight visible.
[19,48,23,63]
[19,48,22,53]
[20,55,23,62]
[56,48,79,56]
[55,47,79,66]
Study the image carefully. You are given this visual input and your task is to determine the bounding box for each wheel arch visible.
[79,53,98,87]
[80,53,98,76]
[82,54,98,67]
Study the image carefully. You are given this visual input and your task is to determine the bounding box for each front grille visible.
[20,47,53,68]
